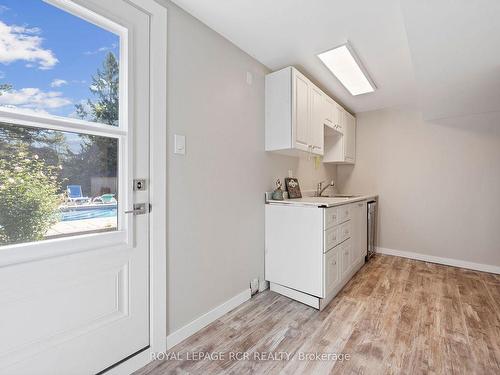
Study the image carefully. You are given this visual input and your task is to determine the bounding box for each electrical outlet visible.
[288,169,293,178]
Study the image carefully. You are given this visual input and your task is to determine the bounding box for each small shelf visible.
[324,123,342,137]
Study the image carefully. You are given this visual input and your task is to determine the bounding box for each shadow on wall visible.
[429,111,500,137]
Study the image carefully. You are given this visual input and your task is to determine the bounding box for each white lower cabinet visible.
[340,239,352,277]
[266,200,368,310]
[324,247,341,300]
[351,200,368,266]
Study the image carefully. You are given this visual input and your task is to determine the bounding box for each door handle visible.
[124,203,150,215]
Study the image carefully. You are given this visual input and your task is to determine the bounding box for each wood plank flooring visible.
[135,255,500,375]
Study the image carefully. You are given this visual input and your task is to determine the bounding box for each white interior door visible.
[0,1,152,373]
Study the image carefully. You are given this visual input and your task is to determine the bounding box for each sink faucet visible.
[316,180,335,197]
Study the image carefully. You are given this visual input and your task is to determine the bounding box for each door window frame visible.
[0,1,132,264]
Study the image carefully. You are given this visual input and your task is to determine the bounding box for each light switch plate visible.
[174,134,186,155]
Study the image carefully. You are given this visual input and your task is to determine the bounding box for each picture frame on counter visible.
[285,177,302,199]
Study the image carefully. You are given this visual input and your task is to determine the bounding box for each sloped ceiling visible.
[400,0,500,122]
[171,0,500,123]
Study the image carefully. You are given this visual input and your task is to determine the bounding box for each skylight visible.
[318,43,376,96]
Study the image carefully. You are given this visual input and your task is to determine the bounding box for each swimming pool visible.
[60,205,117,221]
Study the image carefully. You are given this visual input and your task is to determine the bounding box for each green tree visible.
[0,146,61,245]
[0,83,12,95]
[75,52,119,126]
[74,52,119,185]
[0,123,68,168]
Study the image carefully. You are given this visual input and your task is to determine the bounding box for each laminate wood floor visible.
[135,255,500,375]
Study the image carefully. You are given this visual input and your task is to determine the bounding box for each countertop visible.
[266,194,377,208]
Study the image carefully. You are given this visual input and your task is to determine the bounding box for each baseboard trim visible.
[377,247,500,275]
[259,280,269,292]
[270,282,320,309]
[166,289,251,350]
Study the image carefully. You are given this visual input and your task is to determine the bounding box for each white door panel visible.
[0,0,151,373]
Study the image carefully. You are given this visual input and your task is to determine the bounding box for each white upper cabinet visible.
[344,111,356,163]
[324,96,335,128]
[293,70,312,153]
[266,66,355,163]
[323,108,356,164]
[310,84,325,154]
[334,104,345,133]
[265,67,324,156]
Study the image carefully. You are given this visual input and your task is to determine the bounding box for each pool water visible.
[60,207,117,221]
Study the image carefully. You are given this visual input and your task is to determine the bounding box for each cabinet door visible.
[309,85,324,155]
[265,205,324,297]
[324,248,341,297]
[351,201,368,265]
[292,70,310,152]
[344,112,356,163]
[334,105,345,133]
[324,96,335,126]
[341,240,351,277]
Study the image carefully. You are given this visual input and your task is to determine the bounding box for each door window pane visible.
[0,0,120,126]
[0,123,118,246]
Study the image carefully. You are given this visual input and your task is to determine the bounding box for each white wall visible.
[161,1,336,333]
[337,108,500,268]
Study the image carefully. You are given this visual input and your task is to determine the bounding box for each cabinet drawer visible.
[324,226,340,252]
[324,207,340,229]
[339,204,351,223]
[324,247,340,297]
[339,221,352,242]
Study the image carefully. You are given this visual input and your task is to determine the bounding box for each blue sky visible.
[0,0,119,118]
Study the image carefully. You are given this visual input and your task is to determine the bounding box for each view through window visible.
[0,0,119,124]
[0,1,121,246]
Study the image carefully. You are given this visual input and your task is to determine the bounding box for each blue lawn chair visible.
[66,185,90,204]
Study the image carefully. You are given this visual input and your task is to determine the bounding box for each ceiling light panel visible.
[318,43,376,96]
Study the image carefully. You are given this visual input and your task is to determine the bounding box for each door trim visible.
[103,0,168,373]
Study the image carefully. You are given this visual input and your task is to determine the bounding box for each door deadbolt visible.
[134,179,147,191]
